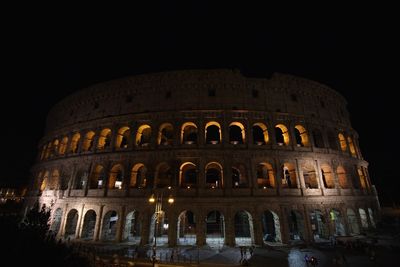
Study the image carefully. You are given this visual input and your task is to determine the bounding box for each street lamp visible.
[148,192,174,267]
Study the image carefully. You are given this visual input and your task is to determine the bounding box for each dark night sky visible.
[2,5,399,205]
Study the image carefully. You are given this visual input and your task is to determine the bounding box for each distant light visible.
[168,196,174,204]
[167,186,172,189]
[149,195,155,203]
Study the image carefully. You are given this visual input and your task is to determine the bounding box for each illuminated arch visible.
[177,210,196,245]
[52,139,59,156]
[90,165,106,189]
[108,164,124,189]
[101,210,119,241]
[337,165,349,189]
[123,210,141,242]
[282,163,297,188]
[44,142,52,159]
[59,136,68,155]
[97,128,112,150]
[40,171,49,191]
[130,163,147,188]
[205,121,221,144]
[338,133,347,152]
[234,210,254,246]
[82,131,95,152]
[321,164,335,188]
[181,122,198,144]
[157,123,174,145]
[256,163,275,188]
[115,126,130,149]
[81,210,97,240]
[302,162,319,189]
[262,210,281,243]
[275,124,289,145]
[179,162,197,188]
[357,167,368,189]
[50,169,60,190]
[347,137,356,156]
[347,208,360,235]
[205,162,223,188]
[294,125,309,146]
[135,124,152,146]
[229,122,245,144]
[64,209,79,239]
[252,123,269,145]
[70,133,80,153]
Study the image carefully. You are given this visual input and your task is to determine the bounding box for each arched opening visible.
[206,210,225,247]
[229,122,245,144]
[81,210,97,240]
[74,170,88,190]
[287,210,305,240]
[40,171,49,191]
[282,163,297,188]
[330,209,345,236]
[327,131,338,150]
[50,208,63,235]
[309,210,328,240]
[90,165,106,189]
[116,126,130,149]
[59,136,68,155]
[44,142,52,159]
[302,163,319,189]
[347,137,357,156]
[359,208,369,228]
[262,210,281,243]
[357,167,368,189]
[181,122,198,144]
[149,211,168,246]
[101,211,119,241]
[368,208,376,228]
[205,162,223,188]
[232,165,248,188]
[234,210,254,246]
[82,131,95,152]
[123,211,141,243]
[52,139,59,156]
[70,133,80,153]
[294,125,309,147]
[337,166,349,189]
[64,209,79,239]
[256,163,275,188]
[312,129,325,148]
[275,124,289,146]
[252,123,269,145]
[136,125,152,147]
[130,163,147,188]
[49,169,60,190]
[40,145,46,160]
[155,163,172,188]
[338,133,347,152]
[97,128,112,150]
[321,164,335,189]
[179,162,197,188]
[108,164,124,189]
[205,121,221,144]
[177,210,196,245]
[346,208,360,235]
[158,123,174,146]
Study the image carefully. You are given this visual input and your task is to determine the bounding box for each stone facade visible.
[25,69,380,247]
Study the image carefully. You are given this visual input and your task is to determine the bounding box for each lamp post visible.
[149,192,174,267]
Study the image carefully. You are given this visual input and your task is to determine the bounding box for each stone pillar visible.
[224,209,235,247]
[94,205,104,241]
[168,209,177,247]
[140,212,150,245]
[315,160,324,191]
[278,206,289,244]
[57,203,68,239]
[198,158,206,190]
[252,211,263,246]
[196,209,206,246]
[301,205,312,243]
[275,159,282,195]
[75,204,85,239]
[116,206,126,242]
[295,159,304,189]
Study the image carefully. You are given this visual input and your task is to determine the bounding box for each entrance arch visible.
[149,211,169,246]
[330,209,345,236]
[346,208,360,235]
[81,210,97,240]
[206,210,225,247]
[101,210,119,241]
[234,210,254,246]
[261,210,281,243]
[64,209,79,239]
[123,211,141,243]
[177,210,196,245]
[309,210,328,240]
[50,208,63,236]
[288,210,305,241]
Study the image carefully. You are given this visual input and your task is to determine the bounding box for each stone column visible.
[275,159,282,195]
[168,209,177,247]
[295,159,304,189]
[140,211,150,245]
[94,205,104,241]
[196,209,206,246]
[57,203,68,239]
[301,205,312,243]
[224,209,235,247]
[278,206,289,244]
[315,160,325,192]
[75,204,85,239]
[252,211,263,246]
[116,206,126,242]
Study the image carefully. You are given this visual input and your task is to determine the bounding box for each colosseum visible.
[26,69,380,247]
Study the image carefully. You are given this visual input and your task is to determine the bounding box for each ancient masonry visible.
[25,69,380,247]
